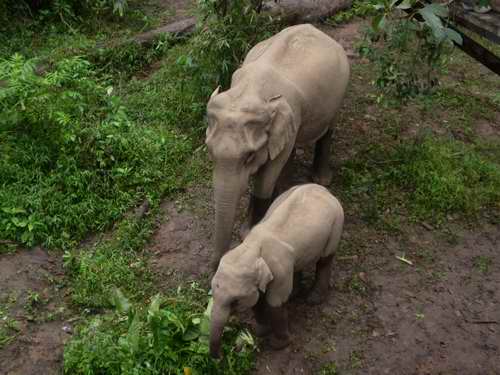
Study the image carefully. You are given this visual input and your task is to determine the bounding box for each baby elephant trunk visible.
[209,302,231,359]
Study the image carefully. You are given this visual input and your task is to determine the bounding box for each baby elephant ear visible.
[255,257,273,292]
[210,85,221,99]
[267,95,298,160]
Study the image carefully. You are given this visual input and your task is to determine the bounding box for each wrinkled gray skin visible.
[209,184,344,358]
[205,24,350,270]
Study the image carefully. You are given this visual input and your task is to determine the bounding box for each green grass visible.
[0,296,20,349]
[63,213,156,308]
[318,362,339,375]
[342,137,500,224]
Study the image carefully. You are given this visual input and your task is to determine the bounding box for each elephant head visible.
[205,84,297,267]
[209,252,274,358]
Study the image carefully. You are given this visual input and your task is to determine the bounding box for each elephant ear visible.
[267,95,298,161]
[210,85,221,99]
[255,257,273,292]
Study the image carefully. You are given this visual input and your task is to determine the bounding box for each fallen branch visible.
[129,0,353,47]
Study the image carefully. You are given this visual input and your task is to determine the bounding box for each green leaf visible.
[396,0,413,10]
[12,217,27,227]
[147,294,161,319]
[444,28,463,45]
[110,288,131,314]
[418,5,445,41]
[426,3,449,18]
[2,207,26,214]
[183,325,200,341]
[372,14,386,32]
[125,314,142,352]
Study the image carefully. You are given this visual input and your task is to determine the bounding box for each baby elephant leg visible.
[253,294,272,337]
[313,128,333,186]
[308,254,334,305]
[268,305,291,350]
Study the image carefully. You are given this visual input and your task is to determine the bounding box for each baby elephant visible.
[209,184,344,358]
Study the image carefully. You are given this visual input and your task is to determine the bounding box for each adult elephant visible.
[205,24,350,269]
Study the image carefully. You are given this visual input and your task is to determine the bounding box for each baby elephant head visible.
[209,254,274,358]
[205,85,297,265]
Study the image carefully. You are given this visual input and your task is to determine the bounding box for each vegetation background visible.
[0,0,499,374]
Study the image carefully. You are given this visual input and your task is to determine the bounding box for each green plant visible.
[342,137,500,223]
[64,285,256,374]
[0,299,20,349]
[326,0,378,25]
[358,0,461,100]
[185,0,277,90]
[91,33,173,78]
[319,362,339,375]
[1,0,129,24]
[473,256,492,274]
[64,215,155,308]
[0,54,192,248]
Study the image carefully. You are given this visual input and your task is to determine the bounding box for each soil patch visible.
[0,247,69,375]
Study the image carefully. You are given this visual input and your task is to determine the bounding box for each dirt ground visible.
[1,8,499,375]
[0,247,69,375]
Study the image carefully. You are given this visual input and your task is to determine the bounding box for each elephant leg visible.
[248,195,274,227]
[308,254,334,305]
[274,147,296,197]
[313,128,333,186]
[268,304,291,350]
[290,271,303,300]
[243,145,293,233]
[253,294,272,337]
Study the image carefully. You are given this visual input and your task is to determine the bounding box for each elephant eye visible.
[245,152,255,165]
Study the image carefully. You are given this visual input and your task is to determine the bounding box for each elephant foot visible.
[312,168,333,187]
[269,334,291,350]
[255,323,272,337]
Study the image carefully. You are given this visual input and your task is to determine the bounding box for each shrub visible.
[0,54,191,248]
[358,0,461,101]
[0,0,128,22]
[185,0,278,91]
[64,286,256,375]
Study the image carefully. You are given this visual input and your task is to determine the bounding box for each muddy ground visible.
[1,6,499,375]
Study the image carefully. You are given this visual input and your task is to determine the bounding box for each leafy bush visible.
[0,0,128,23]
[186,0,278,90]
[64,286,256,375]
[358,0,461,100]
[343,137,500,222]
[0,54,191,248]
[326,0,378,25]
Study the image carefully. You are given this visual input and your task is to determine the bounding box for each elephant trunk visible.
[209,302,231,359]
[213,166,247,267]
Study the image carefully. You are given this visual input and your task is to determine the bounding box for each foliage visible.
[326,0,378,25]
[63,216,155,308]
[0,54,191,248]
[358,0,461,100]
[319,362,339,375]
[343,137,500,223]
[0,0,128,24]
[90,33,174,79]
[64,285,256,375]
[185,0,277,90]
